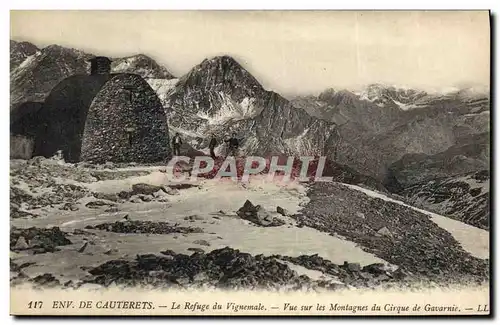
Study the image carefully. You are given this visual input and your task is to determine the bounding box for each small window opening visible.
[123,85,137,103]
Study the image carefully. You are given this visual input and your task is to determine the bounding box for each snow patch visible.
[463,110,490,117]
[112,59,133,71]
[239,97,257,117]
[283,129,314,154]
[196,94,258,125]
[11,51,42,76]
[83,171,171,194]
[392,99,418,111]
[453,174,490,193]
[147,78,179,90]
[146,78,179,106]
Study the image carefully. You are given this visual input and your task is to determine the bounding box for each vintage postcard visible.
[9,10,490,316]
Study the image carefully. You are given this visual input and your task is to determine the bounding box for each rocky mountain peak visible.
[42,44,89,58]
[318,88,335,99]
[358,83,428,107]
[180,55,264,95]
[10,40,40,71]
[10,40,39,53]
[200,55,242,69]
[111,54,175,79]
[318,88,358,106]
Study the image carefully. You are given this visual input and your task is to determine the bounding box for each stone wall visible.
[10,134,34,159]
[80,73,170,163]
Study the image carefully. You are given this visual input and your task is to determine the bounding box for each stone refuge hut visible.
[10,56,171,163]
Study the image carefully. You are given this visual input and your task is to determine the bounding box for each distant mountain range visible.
[291,85,489,185]
[9,39,491,229]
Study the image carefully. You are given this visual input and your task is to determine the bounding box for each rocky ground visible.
[296,182,489,285]
[10,157,489,292]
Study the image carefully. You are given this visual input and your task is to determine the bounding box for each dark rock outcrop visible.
[85,200,116,209]
[236,200,285,227]
[10,226,72,253]
[85,247,302,290]
[84,220,203,234]
[72,247,432,291]
[131,183,163,196]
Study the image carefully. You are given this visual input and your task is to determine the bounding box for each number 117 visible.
[28,301,43,309]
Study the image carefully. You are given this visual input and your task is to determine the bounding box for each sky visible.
[10,10,490,96]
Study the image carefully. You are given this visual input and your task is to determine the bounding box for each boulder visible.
[11,227,72,253]
[85,200,116,209]
[30,273,60,287]
[343,262,361,272]
[193,271,209,282]
[193,239,210,246]
[152,190,167,198]
[27,156,46,166]
[161,250,177,256]
[129,196,142,203]
[277,206,290,216]
[118,191,133,200]
[78,242,88,253]
[362,263,396,276]
[105,206,119,213]
[13,236,29,250]
[92,192,119,202]
[236,200,285,227]
[138,194,152,202]
[162,186,180,196]
[376,226,392,237]
[168,183,199,190]
[59,202,79,211]
[184,215,204,222]
[132,183,162,196]
[188,247,205,254]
